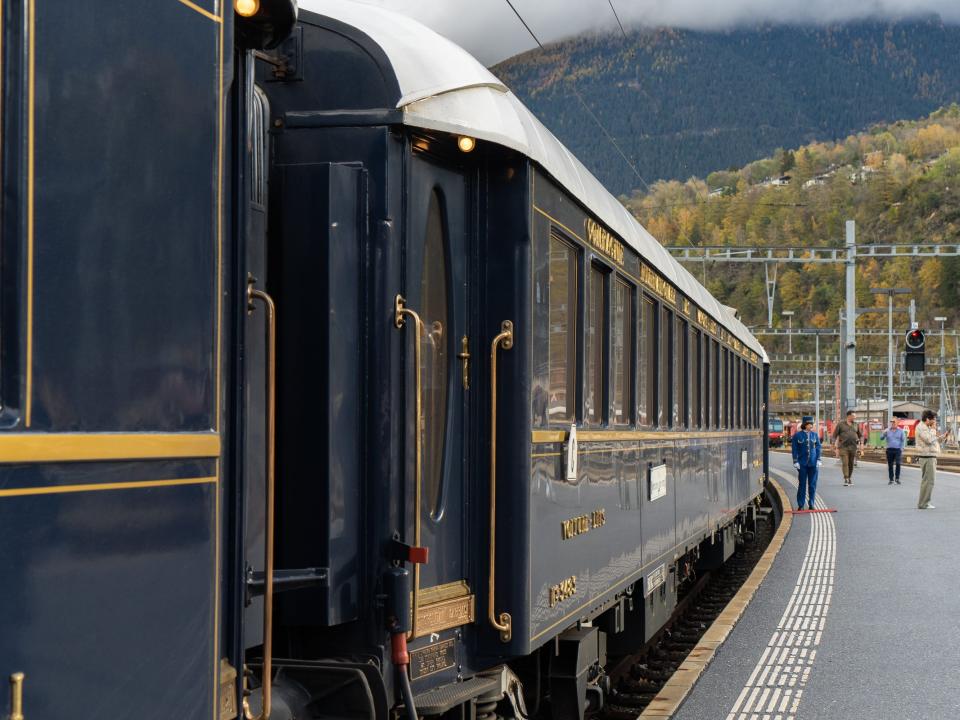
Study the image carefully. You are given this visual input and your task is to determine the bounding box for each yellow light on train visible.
[235,0,260,17]
[457,135,476,153]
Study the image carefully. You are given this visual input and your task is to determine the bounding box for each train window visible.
[735,355,740,428]
[611,277,633,425]
[675,317,688,428]
[641,295,655,427]
[703,333,713,428]
[585,264,607,425]
[693,329,702,429]
[548,234,578,423]
[421,189,449,514]
[755,366,761,428]
[723,349,730,429]
[659,306,673,427]
[739,358,745,429]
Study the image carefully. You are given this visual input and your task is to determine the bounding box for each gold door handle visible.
[488,320,513,642]
[244,275,277,720]
[9,673,24,720]
[458,335,470,390]
[394,294,425,640]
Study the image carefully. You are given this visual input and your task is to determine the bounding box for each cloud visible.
[357,0,960,64]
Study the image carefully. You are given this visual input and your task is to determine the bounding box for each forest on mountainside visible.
[493,20,960,196]
[625,106,960,365]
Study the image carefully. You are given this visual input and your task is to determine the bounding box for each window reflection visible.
[659,306,672,427]
[676,317,687,428]
[548,233,577,423]
[611,278,632,425]
[641,296,654,427]
[586,266,606,425]
[421,190,448,517]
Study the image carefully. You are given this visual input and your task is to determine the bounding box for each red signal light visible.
[905,328,925,351]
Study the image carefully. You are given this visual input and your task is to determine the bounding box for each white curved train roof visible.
[301,0,766,361]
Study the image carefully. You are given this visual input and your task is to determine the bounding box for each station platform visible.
[671,452,960,720]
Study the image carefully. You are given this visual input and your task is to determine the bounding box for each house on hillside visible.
[760,175,791,187]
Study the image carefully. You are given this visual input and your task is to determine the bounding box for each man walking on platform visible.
[833,410,863,486]
[792,418,822,510]
[882,418,906,485]
[916,410,948,509]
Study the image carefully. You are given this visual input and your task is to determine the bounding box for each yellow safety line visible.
[0,433,221,463]
[176,0,222,23]
[639,475,793,718]
[0,475,217,498]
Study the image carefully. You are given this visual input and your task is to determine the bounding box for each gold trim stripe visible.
[176,0,222,22]
[0,475,217,498]
[532,429,762,444]
[534,206,584,244]
[0,433,220,463]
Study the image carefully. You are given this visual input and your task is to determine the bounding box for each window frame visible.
[610,274,635,426]
[546,230,581,426]
[641,294,656,428]
[585,260,609,427]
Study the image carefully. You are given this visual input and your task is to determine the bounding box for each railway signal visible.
[904,327,925,372]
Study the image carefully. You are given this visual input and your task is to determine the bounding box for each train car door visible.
[401,148,474,643]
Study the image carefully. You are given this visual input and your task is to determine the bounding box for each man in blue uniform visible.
[792,417,822,510]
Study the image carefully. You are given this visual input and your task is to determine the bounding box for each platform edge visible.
[637,474,794,719]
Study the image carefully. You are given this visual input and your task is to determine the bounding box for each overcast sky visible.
[358,0,960,65]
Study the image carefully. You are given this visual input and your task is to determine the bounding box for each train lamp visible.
[782,310,794,354]
[457,135,476,153]
[235,0,298,50]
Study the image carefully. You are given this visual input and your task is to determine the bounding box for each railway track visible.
[600,486,779,718]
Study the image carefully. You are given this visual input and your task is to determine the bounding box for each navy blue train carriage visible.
[0,1,768,719]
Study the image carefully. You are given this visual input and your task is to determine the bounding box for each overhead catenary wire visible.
[607,0,627,39]
[502,0,653,194]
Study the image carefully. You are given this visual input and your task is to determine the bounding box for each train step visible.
[413,676,501,716]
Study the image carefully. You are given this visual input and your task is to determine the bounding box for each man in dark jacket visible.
[832,410,863,486]
[792,418,822,510]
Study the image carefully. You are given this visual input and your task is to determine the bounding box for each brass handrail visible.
[244,276,277,720]
[394,294,424,640]
[488,320,514,642]
[9,673,24,720]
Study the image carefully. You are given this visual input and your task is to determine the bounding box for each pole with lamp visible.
[870,288,911,426]
[782,310,794,355]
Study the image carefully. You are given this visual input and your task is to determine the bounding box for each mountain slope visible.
[493,20,960,196]
[624,106,960,361]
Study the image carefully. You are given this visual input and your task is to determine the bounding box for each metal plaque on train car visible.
[649,463,667,501]
[566,424,579,482]
[409,638,456,680]
[643,564,666,597]
[741,449,748,470]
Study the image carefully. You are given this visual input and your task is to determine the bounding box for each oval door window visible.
[421,189,450,520]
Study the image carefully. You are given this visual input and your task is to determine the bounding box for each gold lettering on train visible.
[549,575,577,608]
[560,508,606,540]
[696,309,718,335]
[640,264,677,304]
[584,219,625,265]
